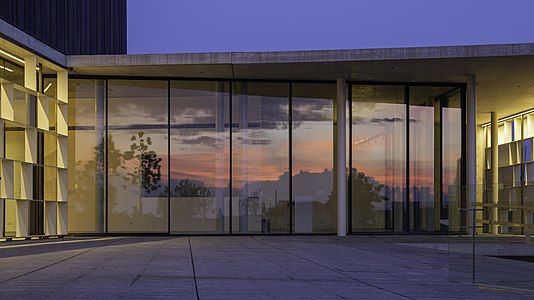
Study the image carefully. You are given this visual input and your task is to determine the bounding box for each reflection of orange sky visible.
[170,154,226,187]
[71,110,460,191]
[293,122,333,174]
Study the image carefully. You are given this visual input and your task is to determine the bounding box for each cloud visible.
[181,136,220,147]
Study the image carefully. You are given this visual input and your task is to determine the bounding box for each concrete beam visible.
[67,43,534,68]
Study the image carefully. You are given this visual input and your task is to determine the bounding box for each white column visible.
[467,75,477,235]
[336,79,347,236]
[491,112,499,234]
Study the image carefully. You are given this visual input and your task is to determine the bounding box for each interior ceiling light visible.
[481,108,534,127]
[0,49,40,70]
[0,65,13,72]
[43,82,52,93]
[0,48,24,64]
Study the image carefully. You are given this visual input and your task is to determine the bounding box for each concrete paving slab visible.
[0,235,533,299]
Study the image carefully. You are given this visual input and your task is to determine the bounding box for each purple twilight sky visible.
[127,0,534,54]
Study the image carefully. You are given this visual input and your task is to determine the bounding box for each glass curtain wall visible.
[107,80,169,232]
[169,81,230,234]
[292,83,335,233]
[68,79,106,233]
[231,82,290,234]
[65,79,464,234]
[350,85,406,232]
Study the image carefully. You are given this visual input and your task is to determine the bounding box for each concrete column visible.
[336,79,347,236]
[24,55,37,91]
[467,75,477,235]
[491,112,499,234]
[215,82,225,233]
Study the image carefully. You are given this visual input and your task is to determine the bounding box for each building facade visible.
[1,4,533,238]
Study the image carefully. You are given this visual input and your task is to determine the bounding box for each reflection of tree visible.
[174,179,212,197]
[350,168,385,228]
[72,135,121,232]
[170,179,215,230]
[121,131,162,215]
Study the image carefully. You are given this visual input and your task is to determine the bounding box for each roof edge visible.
[66,43,534,67]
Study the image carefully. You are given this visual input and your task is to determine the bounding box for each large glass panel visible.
[68,79,106,233]
[170,81,230,234]
[409,86,457,232]
[351,85,406,232]
[108,80,168,232]
[442,90,463,232]
[232,82,290,234]
[292,83,335,233]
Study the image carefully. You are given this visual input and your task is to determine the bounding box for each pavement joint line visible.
[188,236,200,300]
[0,237,122,285]
[250,236,416,300]
[0,237,121,249]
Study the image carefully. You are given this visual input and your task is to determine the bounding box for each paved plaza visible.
[0,235,533,299]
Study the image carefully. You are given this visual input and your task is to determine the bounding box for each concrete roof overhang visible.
[67,43,534,125]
